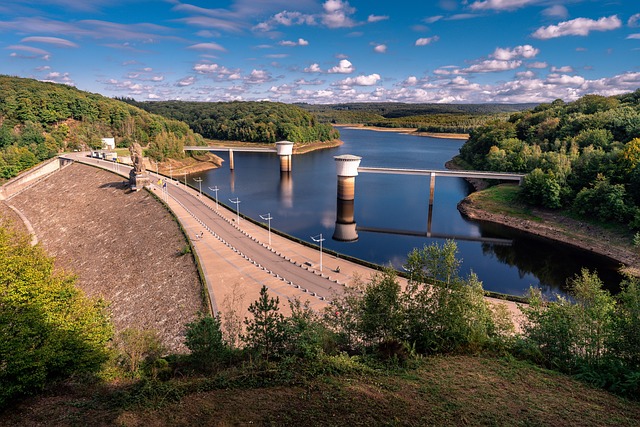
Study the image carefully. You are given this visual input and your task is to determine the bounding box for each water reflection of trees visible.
[478,223,622,296]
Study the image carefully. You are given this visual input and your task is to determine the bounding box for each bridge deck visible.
[358,166,525,181]
[184,146,276,153]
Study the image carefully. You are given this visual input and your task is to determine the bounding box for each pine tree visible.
[242,286,286,361]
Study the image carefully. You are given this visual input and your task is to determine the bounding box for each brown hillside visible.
[9,163,204,352]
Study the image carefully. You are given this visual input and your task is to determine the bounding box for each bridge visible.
[184,141,293,172]
[332,155,525,243]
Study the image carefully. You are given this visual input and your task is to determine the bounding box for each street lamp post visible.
[208,186,219,210]
[260,213,273,247]
[229,198,241,223]
[193,177,203,196]
[311,233,325,272]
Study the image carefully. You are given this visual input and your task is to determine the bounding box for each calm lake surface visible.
[192,127,622,298]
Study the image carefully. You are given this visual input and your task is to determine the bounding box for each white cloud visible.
[245,69,272,84]
[6,44,50,55]
[527,61,548,69]
[304,63,322,73]
[336,73,381,86]
[546,73,585,86]
[491,44,538,60]
[627,34,640,40]
[193,63,240,81]
[551,65,574,73]
[187,42,226,51]
[415,36,440,46]
[280,38,309,46]
[541,5,568,19]
[470,0,540,11]
[532,15,622,39]
[322,0,357,28]
[516,70,535,79]
[628,13,640,28]
[328,59,354,73]
[404,76,419,85]
[176,76,196,87]
[461,59,522,73]
[423,15,443,24]
[20,36,79,48]
[367,14,388,23]
[374,44,387,53]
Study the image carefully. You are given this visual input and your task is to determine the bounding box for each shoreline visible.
[334,124,469,140]
[161,139,343,175]
[457,195,640,278]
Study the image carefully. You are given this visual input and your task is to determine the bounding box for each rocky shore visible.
[458,191,639,278]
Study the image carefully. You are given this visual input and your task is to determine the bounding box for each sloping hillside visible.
[9,163,204,351]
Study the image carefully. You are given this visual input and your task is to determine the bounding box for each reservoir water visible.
[192,127,622,298]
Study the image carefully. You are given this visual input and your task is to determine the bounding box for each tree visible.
[521,168,562,209]
[0,223,112,407]
[402,240,498,354]
[357,270,403,346]
[242,286,286,361]
[185,314,228,371]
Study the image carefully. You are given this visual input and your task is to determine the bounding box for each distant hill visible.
[297,102,539,134]
[0,75,203,180]
[123,100,340,144]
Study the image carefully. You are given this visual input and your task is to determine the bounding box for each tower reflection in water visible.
[279,171,293,208]
[333,199,358,242]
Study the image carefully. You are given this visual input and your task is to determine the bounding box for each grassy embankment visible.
[3,355,640,426]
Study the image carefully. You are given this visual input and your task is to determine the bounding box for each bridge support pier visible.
[275,141,294,173]
[429,172,436,206]
[228,149,234,170]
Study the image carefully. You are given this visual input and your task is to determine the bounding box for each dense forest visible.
[458,91,640,231]
[299,102,537,133]
[122,99,340,144]
[0,76,204,179]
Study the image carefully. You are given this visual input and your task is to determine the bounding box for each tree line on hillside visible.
[4,223,639,407]
[121,99,340,144]
[299,102,535,133]
[458,91,640,231]
[0,76,204,179]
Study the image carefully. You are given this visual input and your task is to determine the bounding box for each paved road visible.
[64,153,523,330]
[168,181,345,299]
[67,153,348,304]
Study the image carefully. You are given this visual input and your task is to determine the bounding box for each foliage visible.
[185,314,229,371]
[325,241,510,359]
[519,270,640,398]
[125,100,340,144]
[299,102,534,133]
[0,223,112,407]
[458,89,640,230]
[113,328,166,378]
[242,285,287,361]
[572,174,630,223]
[521,168,562,208]
[0,75,203,180]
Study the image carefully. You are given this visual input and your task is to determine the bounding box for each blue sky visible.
[1,0,638,103]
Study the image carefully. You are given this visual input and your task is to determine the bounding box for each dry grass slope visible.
[9,163,204,352]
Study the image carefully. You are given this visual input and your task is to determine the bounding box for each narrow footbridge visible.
[184,141,293,172]
[357,166,525,182]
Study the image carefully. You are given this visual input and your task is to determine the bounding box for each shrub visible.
[185,314,229,371]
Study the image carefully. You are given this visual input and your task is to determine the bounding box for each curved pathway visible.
[64,153,523,329]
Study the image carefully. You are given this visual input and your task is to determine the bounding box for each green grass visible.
[468,184,541,221]
[3,355,640,426]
